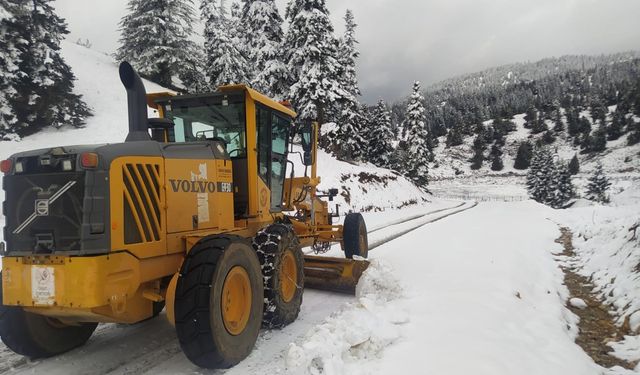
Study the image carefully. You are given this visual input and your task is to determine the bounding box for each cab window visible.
[162,95,246,157]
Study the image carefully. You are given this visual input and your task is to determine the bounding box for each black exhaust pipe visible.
[119,61,150,142]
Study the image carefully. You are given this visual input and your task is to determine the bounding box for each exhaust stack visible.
[119,61,150,142]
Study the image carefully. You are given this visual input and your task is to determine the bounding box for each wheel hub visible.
[280,251,298,303]
[221,266,252,336]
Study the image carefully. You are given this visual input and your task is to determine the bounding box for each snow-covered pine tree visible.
[332,10,366,162]
[8,0,90,138]
[586,163,611,203]
[513,141,533,170]
[470,134,486,170]
[589,125,607,152]
[337,10,359,101]
[284,0,345,123]
[117,0,202,89]
[242,0,288,98]
[568,154,579,175]
[0,0,20,137]
[526,147,555,204]
[607,112,624,140]
[365,100,395,167]
[404,81,429,186]
[201,0,250,88]
[333,99,367,161]
[445,124,463,147]
[552,161,574,208]
[489,143,504,171]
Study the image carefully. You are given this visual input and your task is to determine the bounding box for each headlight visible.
[62,159,73,171]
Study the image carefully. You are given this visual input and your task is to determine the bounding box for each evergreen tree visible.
[403,81,429,186]
[526,147,555,204]
[523,107,537,129]
[607,112,623,140]
[284,0,344,123]
[566,109,580,137]
[578,116,592,134]
[470,134,486,170]
[542,130,556,144]
[553,108,564,132]
[331,10,366,162]
[490,143,504,171]
[117,0,201,88]
[589,125,607,152]
[366,100,395,167]
[0,0,20,136]
[201,0,250,88]
[513,141,533,170]
[552,161,574,208]
[586,163,611,203]
[568,154,580,175]
[7,0,90,138]
[531,118,548,134]
[242,0,287,98]
[628,121,640,146]
[445,124,464,147]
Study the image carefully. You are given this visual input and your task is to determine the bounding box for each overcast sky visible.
[54,0,640,104]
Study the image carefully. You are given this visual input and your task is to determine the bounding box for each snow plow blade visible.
[303,255,370,294]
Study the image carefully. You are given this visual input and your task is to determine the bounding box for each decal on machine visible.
[31,266,55,306]
[191,163,210,224]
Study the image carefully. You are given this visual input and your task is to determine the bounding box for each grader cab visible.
[0,62,369,368]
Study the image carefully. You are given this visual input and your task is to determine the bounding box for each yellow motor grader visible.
[0,62,369,368]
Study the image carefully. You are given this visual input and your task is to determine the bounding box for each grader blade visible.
[303,255,370,294]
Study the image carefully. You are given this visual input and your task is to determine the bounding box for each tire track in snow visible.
[368,201,478,250]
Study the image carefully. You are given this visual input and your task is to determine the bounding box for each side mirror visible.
[299,122,315,166]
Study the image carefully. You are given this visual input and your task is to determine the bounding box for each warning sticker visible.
[31,266,55,306]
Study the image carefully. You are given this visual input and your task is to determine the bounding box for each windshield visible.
[162,95,247,157]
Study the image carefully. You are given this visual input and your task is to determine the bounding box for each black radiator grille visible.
[122,163,162,244]
[3,172,85,252]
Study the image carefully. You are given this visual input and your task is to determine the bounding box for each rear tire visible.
[174,236,263,369]
[252,224,304,328]
[0,273,97,358]
[343,213,368,259]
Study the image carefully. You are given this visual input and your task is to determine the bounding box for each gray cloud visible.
[54,0,640,104]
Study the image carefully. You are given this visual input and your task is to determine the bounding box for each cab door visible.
[256,106,291,212]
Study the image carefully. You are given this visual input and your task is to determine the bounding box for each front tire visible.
[343,213,369,259]
[174,236,263,369]
[252,224,304,328]
[0,273,97,358]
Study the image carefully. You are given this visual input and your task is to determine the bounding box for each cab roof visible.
[147,84,297,119]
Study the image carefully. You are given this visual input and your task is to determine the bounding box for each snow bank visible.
[554,202,640,327]
[552,184,640,366]
[285,259,408,375]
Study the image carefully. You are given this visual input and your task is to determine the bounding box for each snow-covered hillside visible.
[429,110,640,180]
[0,41,428,245]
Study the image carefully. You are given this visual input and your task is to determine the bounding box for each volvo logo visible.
[35,199,49,216]
[168,179,233,194]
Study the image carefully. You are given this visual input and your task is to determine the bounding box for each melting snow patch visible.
[569,297,588,309]
[285,259,408,375]
[608,335,640,363]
